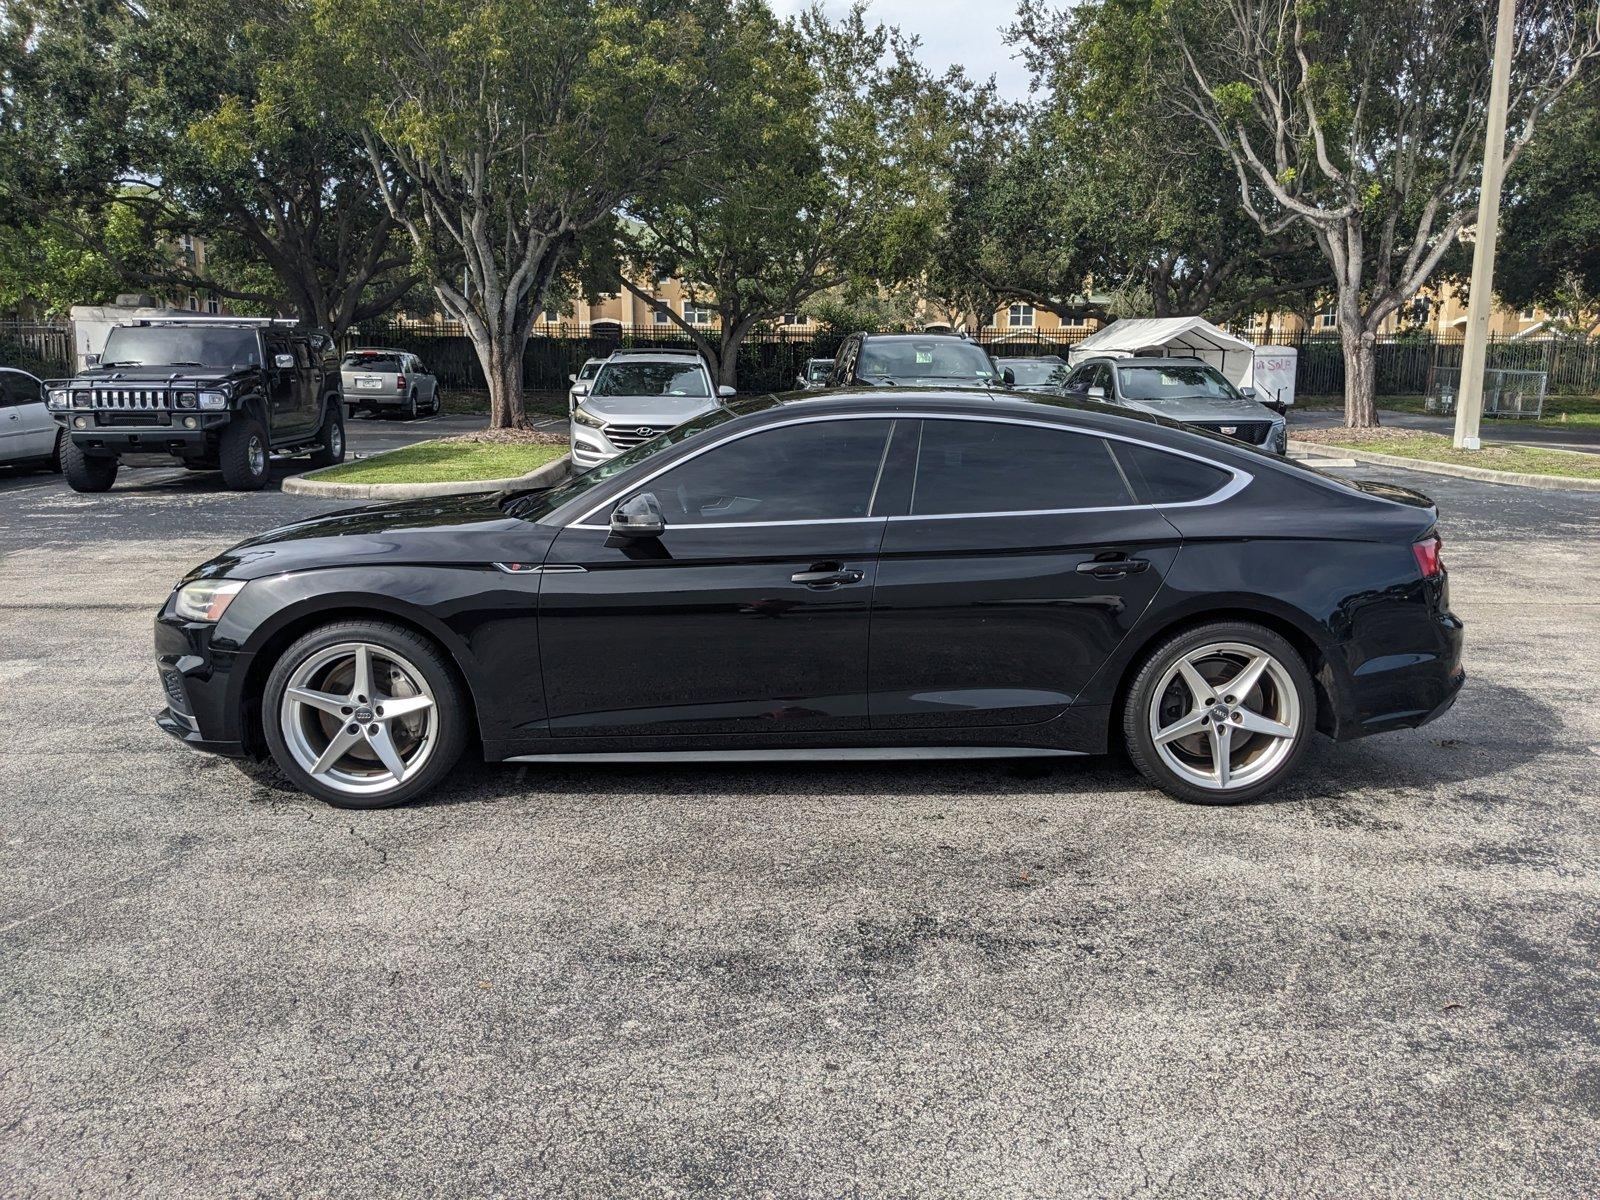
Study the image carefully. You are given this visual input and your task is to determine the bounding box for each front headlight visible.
[572,403,605,429]
[173,578,246,622]
[47,388,70,410]
[197,390,229,410]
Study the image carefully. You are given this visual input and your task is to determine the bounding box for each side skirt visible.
[505,746,1088,764]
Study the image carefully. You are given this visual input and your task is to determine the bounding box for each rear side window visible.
[650,419,894,524]
[909,420,1131,515]
[1113,441,1232,504]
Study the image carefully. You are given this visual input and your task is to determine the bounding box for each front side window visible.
[1115,364,1242,403]
[909,420,1131,516]
[592,361,710,398]
[647,419,895,525]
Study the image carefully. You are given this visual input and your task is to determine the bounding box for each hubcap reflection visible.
[279,642,438,795]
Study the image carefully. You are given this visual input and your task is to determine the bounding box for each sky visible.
[768,0,1035,101]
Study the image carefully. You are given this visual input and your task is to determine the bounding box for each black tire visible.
[261,620,469,809]
[61,438,118,492]
[48,428,64,473]
[1122,620,1315,806]
[429,389,442,415]
[219,417,270,490]
[308,401,346,468]
[406,390,419,419]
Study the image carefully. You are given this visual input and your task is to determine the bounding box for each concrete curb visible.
[1287,438,1600,492]
[283,450,571,500]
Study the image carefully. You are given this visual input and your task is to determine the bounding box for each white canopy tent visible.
[1066,317,1257,387]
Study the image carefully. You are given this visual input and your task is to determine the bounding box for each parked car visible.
[47,317,344,492]
[830,332,1004,389]
[341,349,439,419]
[0,367,62,470]
[568,357,605,414]
[568,348,734,468]
[1062,356,1288,453]
[795,357,834,390]
[995,355,1071,394]
[155,389,1463,810]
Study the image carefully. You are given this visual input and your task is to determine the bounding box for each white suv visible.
[569,349,733,468]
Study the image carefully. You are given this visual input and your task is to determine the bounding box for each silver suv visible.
[569,349,733,468]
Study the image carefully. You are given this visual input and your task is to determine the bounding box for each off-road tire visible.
[307,402,346,468]
[219,418,270,490]
[61,438,118,492]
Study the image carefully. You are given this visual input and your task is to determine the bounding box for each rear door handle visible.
[792,563,865,588]
[1077,558,1150,579]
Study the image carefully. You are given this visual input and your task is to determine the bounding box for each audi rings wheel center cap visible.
[353,705,375,723]
[1208,704,1230,722]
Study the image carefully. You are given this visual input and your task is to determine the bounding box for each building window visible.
[187,295,199,311]
[652,307,671,325]
[782,312,799,326]
[684,303,713,326]
[1061,314,1086,328]
[1519,307,1537,320]
[206,296,220,314]
[1317,310,1337,329]
[1007,303,1035,328]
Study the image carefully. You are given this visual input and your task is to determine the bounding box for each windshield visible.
[856,339,997,385]
[344,352,402,370]
[502,406,738,520]
[1004,359,1069,387]
[100,326,261,369]
[1117,364,1242,402]
[592,361,710,398]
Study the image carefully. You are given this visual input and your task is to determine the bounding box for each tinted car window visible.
[593,362,709,398]
[910,420,1131,515]
[1004,359,1068,387]
[650,419,894,525]
[1116,364,1241,401]
[101,326,261,369]
[344,352,402,370]
[1113,441,1232,503]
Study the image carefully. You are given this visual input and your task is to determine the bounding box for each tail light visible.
[1413,533,1444,579]
[395,373,406,390]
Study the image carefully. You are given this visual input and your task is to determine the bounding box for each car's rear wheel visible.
[61,439,118,492]
[406,390,419,419]
[219,418,270,490]
[1123,621,1314,805]
[262,621,468,809]
[307,402,346,468]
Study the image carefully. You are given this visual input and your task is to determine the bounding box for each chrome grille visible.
[603,423,670,449]
[93,387,170,411]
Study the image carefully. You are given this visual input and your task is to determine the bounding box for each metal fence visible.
[1423,367,1548,418]
[0,320,73,378]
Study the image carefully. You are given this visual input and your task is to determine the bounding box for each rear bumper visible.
[1327,606,1465,741]
[348,393,408,407]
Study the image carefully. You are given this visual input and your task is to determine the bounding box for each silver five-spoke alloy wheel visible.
[278,641,439,798]
[1147,641,1301,793]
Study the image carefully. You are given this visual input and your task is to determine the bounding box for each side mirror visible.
[84,353,102,368]
[571,381,589,397]
[1240,385,1257,397]
[1086,385,1106,400]
[274,353,295,369]
[610,492,665,539]
[717,385,736,398]
[1002,367,1016,387]
[568,373,578,383]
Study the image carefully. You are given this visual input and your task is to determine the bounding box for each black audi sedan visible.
[155,390,1464,809]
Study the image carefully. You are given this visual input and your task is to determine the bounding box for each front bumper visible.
[60,411,229,455]
[155,609,252,757]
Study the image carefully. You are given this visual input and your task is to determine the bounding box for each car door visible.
[0,372,24,461]
[413,357,437,403]
[868,416,1181,730]
[262,335,302,436]
[0,371,54,461]
[537,417,903,738]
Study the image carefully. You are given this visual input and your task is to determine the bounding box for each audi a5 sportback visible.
[568,348,734,468]
[156,390,1463,810]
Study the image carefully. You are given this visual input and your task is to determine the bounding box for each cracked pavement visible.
[2,456,1598,1197]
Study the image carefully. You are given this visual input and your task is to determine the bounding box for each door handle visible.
[1076,558,1150,579]
[791,564,865,588]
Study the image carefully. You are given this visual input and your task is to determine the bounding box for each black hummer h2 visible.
[47,316,346,492]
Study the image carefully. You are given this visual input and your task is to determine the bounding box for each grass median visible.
[315,430,567,486]
[1293,428,1600,480]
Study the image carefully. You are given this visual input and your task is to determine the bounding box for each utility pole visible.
[1454,0,1517,450]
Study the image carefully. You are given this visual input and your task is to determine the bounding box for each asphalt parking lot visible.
[2,446,1598,1196]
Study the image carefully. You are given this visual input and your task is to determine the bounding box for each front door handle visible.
[1076,557,1150,579]
[792,563,865,588]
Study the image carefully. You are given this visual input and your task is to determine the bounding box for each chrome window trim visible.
[566,410,1251,530]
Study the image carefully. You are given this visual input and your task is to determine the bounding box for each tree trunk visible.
[717,320,754,390]
[1340,318,1379,428]
[481,332,526,429]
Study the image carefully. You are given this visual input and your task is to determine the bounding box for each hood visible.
[1121,394,1279,422]
[578,393,720,425]
[76,366,243,386]
[186,493,556,582]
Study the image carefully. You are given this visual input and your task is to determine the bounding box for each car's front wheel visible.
[1123,621,1314,805]
[61,439,118,492]
[262,621,468,809]
[219,418,270,490]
